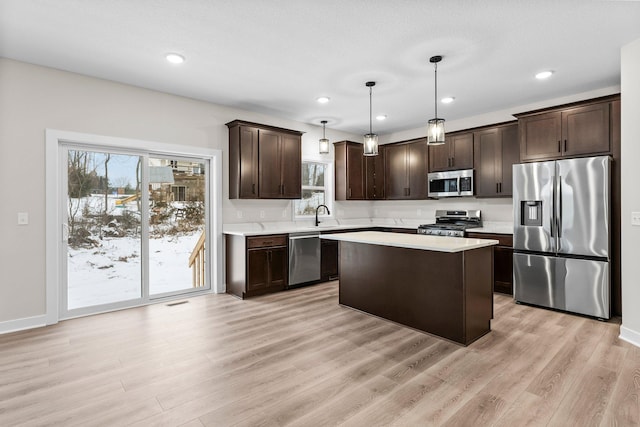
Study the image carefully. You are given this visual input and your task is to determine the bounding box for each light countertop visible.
[223,220,416,236]
[466,221,514,235]
[223,220,513,237]
[320,231,499,253]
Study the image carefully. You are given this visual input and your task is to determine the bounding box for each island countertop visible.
[320,231,499,253]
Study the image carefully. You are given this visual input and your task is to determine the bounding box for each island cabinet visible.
[334,141,385,200]
[384,138,428,199]
[429,131,474,172]
[325,231,496,346]
[473,123,519,197]
[467,232,513,295]
[227,120,302,199]
[226,234,288,299]
[516,96,617,162]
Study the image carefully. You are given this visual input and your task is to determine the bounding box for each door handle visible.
[564,140,567,152]
[557,176,562,239]
[558,140,561,153]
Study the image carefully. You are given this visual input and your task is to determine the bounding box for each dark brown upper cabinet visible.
[334,141,385,200]
[227,120,302,199]
[473,123,519,198]
[384,138,428,200]
[365,147,385,200]
[429,131,474,172]
[516,97,614,162]
[334,141,365,200]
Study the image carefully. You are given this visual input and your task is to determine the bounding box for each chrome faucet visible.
[315,204,330,226]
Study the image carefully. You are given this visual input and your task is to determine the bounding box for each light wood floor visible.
[1,281,638,426]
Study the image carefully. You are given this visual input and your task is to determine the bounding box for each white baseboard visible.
[0,315,47,335]
[619,324,640,348]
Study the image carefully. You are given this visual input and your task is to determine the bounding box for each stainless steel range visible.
[417,210,482,237]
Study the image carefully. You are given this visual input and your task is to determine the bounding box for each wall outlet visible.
[18,212,29,225]
[260,210,265,219]
[632,212,640,226]
[237,211,243,219]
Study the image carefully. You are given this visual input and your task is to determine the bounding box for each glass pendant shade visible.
[363,133,379,156]
[427,55,446,145]
[319,138,330,154]
[363,81,379,156]
[319,120,330,154]
[427,118,445,145]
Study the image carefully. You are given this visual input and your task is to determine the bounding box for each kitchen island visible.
[321,231,499,346]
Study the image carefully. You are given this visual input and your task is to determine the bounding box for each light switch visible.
[632,212,640,226]
[18,212,29,225]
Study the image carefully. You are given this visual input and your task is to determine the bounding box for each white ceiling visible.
[1,0,640,135]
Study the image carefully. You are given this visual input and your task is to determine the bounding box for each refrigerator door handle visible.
[557,175,562,240]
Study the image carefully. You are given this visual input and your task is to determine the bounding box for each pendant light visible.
[319,120,330,154]
[427,55,446,145]
[363,81,379,156]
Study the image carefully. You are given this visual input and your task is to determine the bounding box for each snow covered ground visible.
[66,194,205,310]
[68,232,204,309]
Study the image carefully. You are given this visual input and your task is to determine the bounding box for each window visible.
[171,185,187,201]
[294,161,331,217]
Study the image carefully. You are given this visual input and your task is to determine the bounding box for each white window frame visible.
[45,129,223,325]
[294,160,333,220]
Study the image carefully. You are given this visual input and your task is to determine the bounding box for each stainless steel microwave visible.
[428,169,474,198]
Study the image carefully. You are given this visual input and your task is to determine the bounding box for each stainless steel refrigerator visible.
[512,156,611,319]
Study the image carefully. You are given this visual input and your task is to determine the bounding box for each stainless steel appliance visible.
[428,169,474,198]
[288,231,321,287]
[512,156,611,319]
[418,210,482,237]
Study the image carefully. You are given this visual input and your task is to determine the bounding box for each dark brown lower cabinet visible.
[226,234,288,299]
[467,232,513,295]
[320,239,339,282]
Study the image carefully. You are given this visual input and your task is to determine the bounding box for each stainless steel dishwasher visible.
[288,231,321,287]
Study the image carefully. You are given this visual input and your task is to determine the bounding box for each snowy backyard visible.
[67,193,205,310]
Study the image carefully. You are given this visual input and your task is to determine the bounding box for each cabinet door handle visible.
[558,140,561,152]
[496,183,499,193]
[252,183,256,194]
[499,182,502,193]
[564,139,567,152]
[348,188,352,198]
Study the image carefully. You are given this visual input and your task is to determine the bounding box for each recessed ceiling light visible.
[316,96,330,104]
[376,114,387,121]
[535,70,554,80]
[165,53,185,64]
[441,97,455,104]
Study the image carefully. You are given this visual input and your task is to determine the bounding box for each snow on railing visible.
[188,231,206,287]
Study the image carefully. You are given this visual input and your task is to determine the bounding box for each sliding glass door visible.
[62,146,210,316]
[148,156,207,297]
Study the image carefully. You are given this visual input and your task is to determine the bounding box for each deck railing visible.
[188,231,206,287]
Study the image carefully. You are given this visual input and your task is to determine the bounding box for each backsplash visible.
[223,197,513,225]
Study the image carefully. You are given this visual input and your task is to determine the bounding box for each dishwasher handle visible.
[289,234,320,240]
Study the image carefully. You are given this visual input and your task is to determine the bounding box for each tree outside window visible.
[295,161,331,217]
